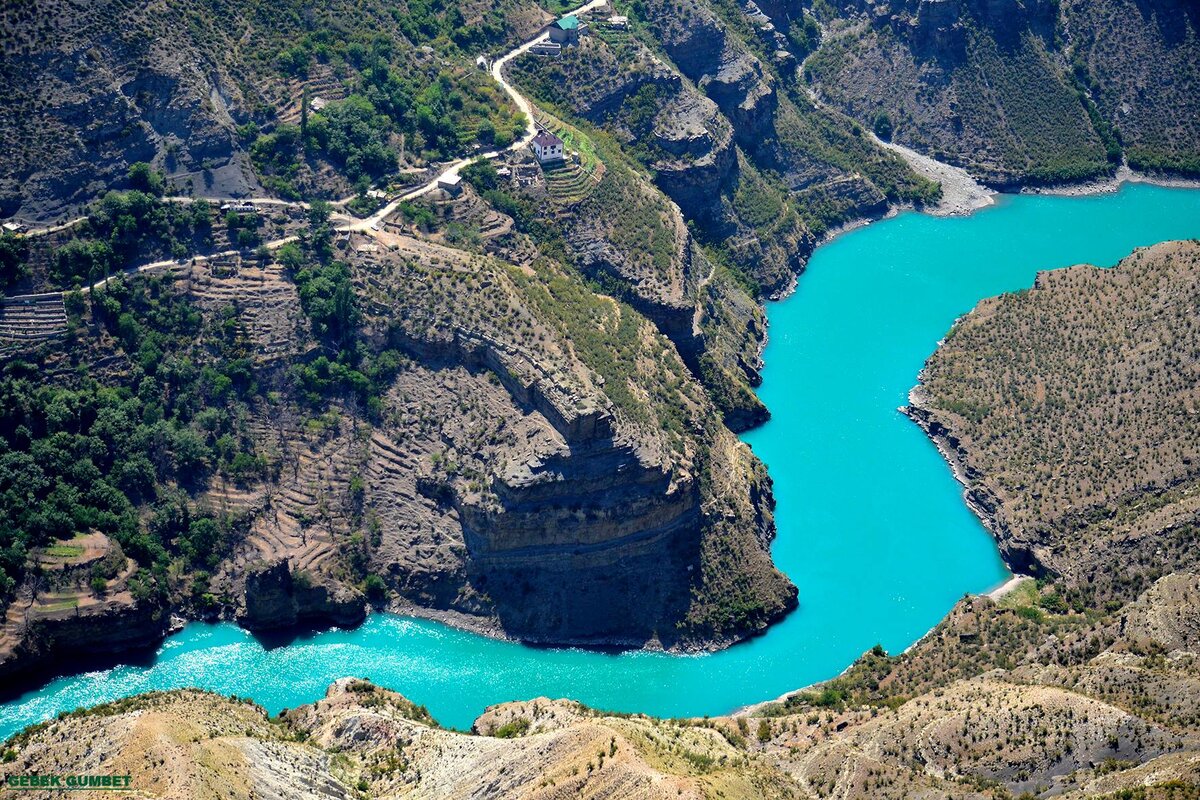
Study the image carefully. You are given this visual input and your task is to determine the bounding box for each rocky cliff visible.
[342,227,794,647]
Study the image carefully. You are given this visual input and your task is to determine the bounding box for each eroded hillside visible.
[908,240,1200,605]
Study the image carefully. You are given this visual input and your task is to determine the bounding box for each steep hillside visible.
[804,0,1200,184]
[907,240,1200,605]
[507,0,940,294]
[0,0,539,221]
[1063,0,1200,176]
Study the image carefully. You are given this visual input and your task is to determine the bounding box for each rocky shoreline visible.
[900,395,1043,580]
[875,138,996,217]
[1018,163,1200,197]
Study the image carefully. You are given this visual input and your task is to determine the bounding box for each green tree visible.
[127,162,165,196]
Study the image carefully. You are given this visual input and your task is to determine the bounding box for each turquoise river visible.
[4,182,1200,739]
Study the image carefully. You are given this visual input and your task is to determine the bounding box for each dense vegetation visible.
[0,233,28,292]
[277,204,404,417]
[246,63,525,196]
[0,275,267,601]
[230,0,527,197]
[49,167,219,288]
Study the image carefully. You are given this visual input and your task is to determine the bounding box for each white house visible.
[531,130,565,164]
[438,174,463,195]
[608,15,629,28]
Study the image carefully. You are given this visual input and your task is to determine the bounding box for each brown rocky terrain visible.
[907,240,1200,604]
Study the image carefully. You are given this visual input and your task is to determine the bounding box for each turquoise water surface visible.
[4,182,1200,740]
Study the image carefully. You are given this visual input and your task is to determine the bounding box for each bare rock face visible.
[638,0,778,145]
[649,94,739,221]
[336,236,794,648]
[238,559,366,631]
[0,595,167,686]
[0,0,257,221]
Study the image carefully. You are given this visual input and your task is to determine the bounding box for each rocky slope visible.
[805,0,1200,184]
[0,0,540,222]
[906,240,1200,603]
[507,0,939,297]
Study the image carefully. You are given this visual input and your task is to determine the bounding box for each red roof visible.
[532,130,563,148]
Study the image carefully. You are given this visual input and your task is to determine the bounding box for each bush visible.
[493,717,530,738]
[872,111,893,141]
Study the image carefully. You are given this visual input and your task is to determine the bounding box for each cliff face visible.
[0,595,167,688]
[344,231,794,647]
[238,560,366,631]
[130,217,792,650]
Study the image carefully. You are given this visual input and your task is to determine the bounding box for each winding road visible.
[25,0,607,248]
[3,0,608,305]
[352,0,609,232]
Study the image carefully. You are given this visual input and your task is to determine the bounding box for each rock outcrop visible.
[345,232,794,647]
[238,559,366,631]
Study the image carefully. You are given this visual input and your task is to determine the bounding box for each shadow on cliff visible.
[470,525,701,651]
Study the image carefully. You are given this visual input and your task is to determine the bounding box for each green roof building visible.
[549,15,585,43]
